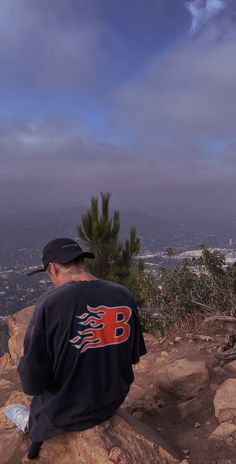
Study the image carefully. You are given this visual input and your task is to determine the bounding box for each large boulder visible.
[7,306,34,365]
[214,379,236,423]
[0,404,180,464]
[156,359,210,400]
[32,409,179,464]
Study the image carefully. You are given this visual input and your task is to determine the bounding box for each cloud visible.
[0,0,120,93]
[104,17,236,220]
[0,118,142,215]
[113,21,236,137]
[0,2,236,221]
[186,0,226,33]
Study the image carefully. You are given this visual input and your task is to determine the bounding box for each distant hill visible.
[0,206,235,269]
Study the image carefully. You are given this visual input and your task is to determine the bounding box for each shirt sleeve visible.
[17,302,52,396]
[131,305,147,364]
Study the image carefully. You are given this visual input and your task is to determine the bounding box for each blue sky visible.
[0,0,236,220]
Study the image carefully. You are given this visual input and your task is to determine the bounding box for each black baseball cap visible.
[27,238,95,276]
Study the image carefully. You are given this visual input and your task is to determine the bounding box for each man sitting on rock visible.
[16,238,147,460]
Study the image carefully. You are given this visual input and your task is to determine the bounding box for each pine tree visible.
[77,192,141,281]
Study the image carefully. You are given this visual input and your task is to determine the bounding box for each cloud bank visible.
[0,1,236,221]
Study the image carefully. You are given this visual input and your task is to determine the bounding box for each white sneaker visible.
[4,404,30,432]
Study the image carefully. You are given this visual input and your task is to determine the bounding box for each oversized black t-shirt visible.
[17,280,147,441]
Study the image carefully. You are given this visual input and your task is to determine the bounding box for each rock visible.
[223,361,236,375]
[174,337,182,343]
[0,406,180,464]
[7,306,34,365]
[134,353,167,377]
[0,389,31,463]
[214,379,236,423]
[161,351,169,359]
[194,422,201,429]
[124,384,160,418]
[142,333,159,352]
[0,378,12,389]
[213,366,225,378]
[210,383,220,393]
[186,334,213,342]
[157,359,210,400]
[109,446,128,463]
[0,425,29,464]
[123,384,146,411]
[177,397,203,419]
[132,352,168,404]
[209,422,236,447]
[0,353,13,372]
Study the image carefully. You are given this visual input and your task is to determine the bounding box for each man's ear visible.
[47,262,59,276]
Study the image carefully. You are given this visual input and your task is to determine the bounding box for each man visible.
[18,238,147,459]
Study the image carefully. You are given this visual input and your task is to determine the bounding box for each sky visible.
[0,0,236,221]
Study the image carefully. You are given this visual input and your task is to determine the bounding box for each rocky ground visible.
[1,307,236,463]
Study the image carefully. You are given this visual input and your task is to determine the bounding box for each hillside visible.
[1,308,236,463]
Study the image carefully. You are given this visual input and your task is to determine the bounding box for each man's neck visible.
[62,270,99,283]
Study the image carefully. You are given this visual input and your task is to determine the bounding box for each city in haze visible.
[0,0,236,222]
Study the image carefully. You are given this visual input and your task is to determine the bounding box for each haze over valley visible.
[0,207,236,318]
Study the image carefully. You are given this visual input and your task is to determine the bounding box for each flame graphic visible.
[69,305,132,354]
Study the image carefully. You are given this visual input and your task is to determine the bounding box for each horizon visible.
[1,0,236,222]
[0,203,235,229]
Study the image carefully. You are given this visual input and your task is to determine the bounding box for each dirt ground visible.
[131,325,236,464]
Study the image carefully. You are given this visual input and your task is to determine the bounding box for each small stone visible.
[194,422,201,429]
[174,336,182,343]
[160,351,169,358]
[182,449,190,455]
[109,447,127,464]
[156,399,166,408]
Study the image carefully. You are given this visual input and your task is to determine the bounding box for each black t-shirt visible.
[18,280,147,441]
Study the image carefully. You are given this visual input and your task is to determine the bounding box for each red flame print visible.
[69,305,132,353]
